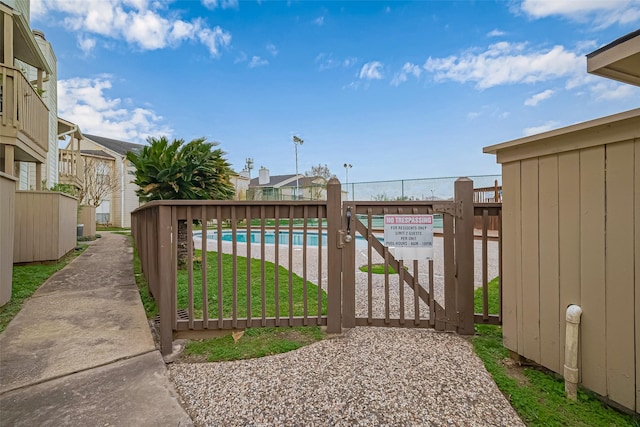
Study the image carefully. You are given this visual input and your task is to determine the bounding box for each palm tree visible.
[127,136,235,266]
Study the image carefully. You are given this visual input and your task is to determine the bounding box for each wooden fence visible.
[132,178,501,355]
[13,191,77,263]
[0,172,17,306]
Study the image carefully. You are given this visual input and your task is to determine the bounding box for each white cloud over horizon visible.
[249,55,268,68]
[58,76,173,143]
[423,42,583,89]
[519,0,640,28]
[32,0,232,57]
[202,0,239,10]
[524,89,555,106]
[391,62,422,86]
[523,120,559,136]
[359,61,384,80]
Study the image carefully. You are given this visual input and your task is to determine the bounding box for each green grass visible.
[177,250,327,319]
[359,263,400,274]
[0,245,87,333]
[184,326,325,362]
[472,278,639,426]
[97,226,130,231]
[128,235,158,319]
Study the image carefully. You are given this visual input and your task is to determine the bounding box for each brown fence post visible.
[158,205,174,355]
[455,178,475,335]
[326,178,342,334]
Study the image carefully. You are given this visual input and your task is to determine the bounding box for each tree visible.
[79,156,121,208]
[305,163,335,180]
[127,136,235,266]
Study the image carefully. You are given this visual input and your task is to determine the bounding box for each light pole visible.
[343,163,352,201]
[293,136,304,200]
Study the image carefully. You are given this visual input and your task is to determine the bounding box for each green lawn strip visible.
[184,326,325,362]
[97,226,130,232]
[177,250,327,319]
[0,245,88,333]
[359,263,399,275]
[473,279,639,426]
[127,235,158,319]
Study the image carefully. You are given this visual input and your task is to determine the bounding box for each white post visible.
[564,304,583,400]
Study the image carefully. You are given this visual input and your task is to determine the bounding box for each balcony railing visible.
[0,64,49,153]
[58,149,85,188]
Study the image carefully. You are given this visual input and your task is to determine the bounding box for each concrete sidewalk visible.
[0,232,192,426]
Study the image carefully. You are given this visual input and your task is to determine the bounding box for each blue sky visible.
[33,0,640,183]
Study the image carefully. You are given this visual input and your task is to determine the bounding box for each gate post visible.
[454,178,475,335]
[326,178,342,334]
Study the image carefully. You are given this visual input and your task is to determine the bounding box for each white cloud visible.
[57,76,172,143]
[314,16,325,26]
[391,62,422,86]
[202,0,239,10]
[77,35,96,54]
[524,89,555,106]
[523,120,559,136]
[249,56,268,68]
[266,43,278,56]
[32,0,231,57]
[487,29,506,37]
[359,61,384,80]
[520,0,640,28]
[424,42,583,89]
[315,53,358,71]
[234,51,247,63]
[591,81,639,100]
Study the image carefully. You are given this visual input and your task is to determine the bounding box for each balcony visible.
[58,148,84,189]
[0,64,49,164]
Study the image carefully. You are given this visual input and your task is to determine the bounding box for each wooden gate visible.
[338,179,476,334]
[132,178,501,355]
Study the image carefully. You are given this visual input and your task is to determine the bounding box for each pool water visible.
[194,230,376,247]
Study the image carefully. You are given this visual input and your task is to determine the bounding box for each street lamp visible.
[343,163,352,201]
[293,136,304,200]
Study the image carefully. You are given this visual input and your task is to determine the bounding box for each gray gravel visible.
[170,327,523,426]
[173,235,521,426]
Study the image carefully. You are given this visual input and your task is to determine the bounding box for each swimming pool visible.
[193,229,377,247]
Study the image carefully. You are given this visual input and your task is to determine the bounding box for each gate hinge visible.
[433,202,463,218]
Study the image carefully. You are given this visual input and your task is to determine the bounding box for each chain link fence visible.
[343,175,502,201]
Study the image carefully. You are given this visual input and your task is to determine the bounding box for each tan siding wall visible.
[499,138,640,412]
[78,205,96,237]
[0,173,17,306]
[14,191,77,263]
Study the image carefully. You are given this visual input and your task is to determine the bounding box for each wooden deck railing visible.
[58,149,84,187]
[0,64,49,153]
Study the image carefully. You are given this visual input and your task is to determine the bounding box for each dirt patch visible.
[501,357,530,386]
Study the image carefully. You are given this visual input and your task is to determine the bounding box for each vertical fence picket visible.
[482,208,489,320]
[171,207,178,330]
[231,206,238,329]
[367,209,373,324]
[413,260,420,325]
[260,206,266,326]
[303,205,308,325]
[216,206,223,329]
[201,206,209,329]
[274,207,280,326]
[187,207,194,329]
[429,259,435,327]
[317,205,323,322]
[288,205,294,325]
[246,205,252,324]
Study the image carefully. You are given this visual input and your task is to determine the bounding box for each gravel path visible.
[170,327,523,426]
[173,235,520,426]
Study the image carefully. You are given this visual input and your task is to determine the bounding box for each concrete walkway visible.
[0,232,192,426]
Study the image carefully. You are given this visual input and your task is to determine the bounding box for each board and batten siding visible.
[484,109,640,412]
